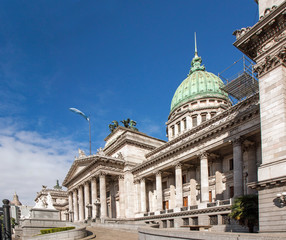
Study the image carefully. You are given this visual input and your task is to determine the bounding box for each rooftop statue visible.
[54,180,62,190]
[109,120,119,132]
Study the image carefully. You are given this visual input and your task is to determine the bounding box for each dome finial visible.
[194,32,198,57]
[188,32,205,75]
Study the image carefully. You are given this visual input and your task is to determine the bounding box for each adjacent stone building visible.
[34,182,69,221]
[63,0,286,233]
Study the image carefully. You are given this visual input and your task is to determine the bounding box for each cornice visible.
[135,205,231,221]
[233,1,286,60]
[132,94,260,174]
[248,175,286,190]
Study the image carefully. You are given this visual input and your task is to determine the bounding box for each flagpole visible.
[88,118,91,155]
[69,107,92,156]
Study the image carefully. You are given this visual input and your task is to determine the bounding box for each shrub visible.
[40,226,75,234]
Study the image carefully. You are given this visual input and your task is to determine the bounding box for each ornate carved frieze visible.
[254,45,286,77]
[233,1,286,60]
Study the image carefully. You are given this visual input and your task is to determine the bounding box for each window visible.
[163,200,169,210]
[183,218,189,226]
[162,181,167,189]
[182,175,187,184]
[210,112,216,118]
[169,219,174,228]
[229,159,233,171]
[183,197,188,207]
[183,118,187,130]
[162,220,167,228]
[177,122,181,133]
[192,115,197,127]
[192,217,198,225]
[209,215,218,225]
[171,126,175,137]
[201,114,207,122]
[229,186,234,198]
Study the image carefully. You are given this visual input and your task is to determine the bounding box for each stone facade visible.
[62,0,286,233]
[234,0,286,233]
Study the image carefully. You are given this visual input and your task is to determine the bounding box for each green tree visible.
[229,194,258,233]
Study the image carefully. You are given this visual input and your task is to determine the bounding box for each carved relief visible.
[255,45,286,76]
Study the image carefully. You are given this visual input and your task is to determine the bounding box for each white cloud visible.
[0,120,78,206]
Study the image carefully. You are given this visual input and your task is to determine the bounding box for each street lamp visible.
[69,108,91,155]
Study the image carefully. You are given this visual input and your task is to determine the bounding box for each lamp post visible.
[69,108,91,155]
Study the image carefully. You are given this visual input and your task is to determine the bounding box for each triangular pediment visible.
[63,158,93,186]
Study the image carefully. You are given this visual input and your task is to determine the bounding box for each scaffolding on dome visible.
[219,56,259,104]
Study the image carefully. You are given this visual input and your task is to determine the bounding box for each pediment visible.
[63,158,93,186]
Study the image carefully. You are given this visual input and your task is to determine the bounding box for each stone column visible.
[99,173,107,218]
[133,179,140,214]
[91,177,98,219]
[68,191,73,221]
[213,159,223,200]
[84,181,90,219]
[246,143,257,194]
[118,176,125,218]
[190,167,197,205]
[156,171,163,211]
[233,138,244,198]
[200,152,209,202]
[140,178,147,213]
[73,189,78,221]
[78,185,84,221]
[175,163,183,207]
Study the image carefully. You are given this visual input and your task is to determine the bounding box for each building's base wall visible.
[138,227,286,240]
[258,184,286,233]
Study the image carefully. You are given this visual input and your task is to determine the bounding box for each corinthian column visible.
[200,152,209,202]
[175,163,183,207]
[140,178,147,213]
[84,181,90,219]
[233,138,243,197]
[118,176,125,218]
[91,177,98,219]
[73,189,78,221]
[156,171,163,211]
[68,191,73,221]
[99,172,107,218]
[78,185,84,221]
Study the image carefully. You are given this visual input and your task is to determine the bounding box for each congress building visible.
[63,0,286,233]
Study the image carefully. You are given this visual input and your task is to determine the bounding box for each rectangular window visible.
[229,159,233,171]
[183,197,188,207]
[209,215,218,225]
[177,122,181,133]
[211,112,216,118]
[169,219,174,228]
[183,118,187,130]
[229,186,234,198]
[171,126,175,136]
[182,175,187,184]
[162,181,167,190]
[192,116,197,127]
[192,217,198,225]
[183,218,189,226]
[163,200,169,210]
[201,114,207,122]
[209,191,212,202]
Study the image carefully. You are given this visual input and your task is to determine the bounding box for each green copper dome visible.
[170,49,228,112]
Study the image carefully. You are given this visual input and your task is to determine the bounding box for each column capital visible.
[173,162,182,169]
[99,171,107,177]
[231,137,243,146]
[133,179,140,184]
[155,170,162,176]
[118,175,124,180]
[198,151,209,159]
[140,178,146,183]
[91,175,98,181]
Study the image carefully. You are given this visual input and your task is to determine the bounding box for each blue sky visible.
[0,0,258,205]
